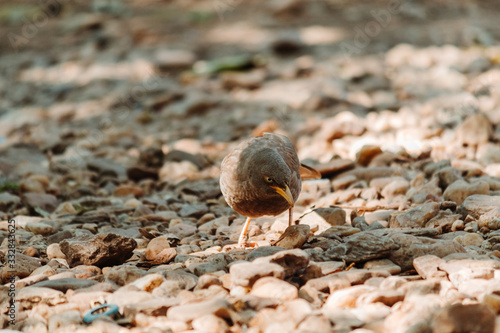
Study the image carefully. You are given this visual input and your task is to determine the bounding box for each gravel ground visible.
[1,1,500,332]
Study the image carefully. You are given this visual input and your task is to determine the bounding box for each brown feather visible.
[299,164,322,180]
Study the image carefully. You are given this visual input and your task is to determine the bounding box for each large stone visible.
[22,193,59,212]
[274,224,310,249]
[60,233,137,268]
[16,287,66,311]
[431,303,495,333]
[32,278,98,292]
[457,195,500,219]
[104,266,147,286]
[388,233,466,271]
[455,113,493,146]
[25,221,55,236]
[192,314,230,333]
[123,298,179,320]
[145,236,177,264]
[0,192,21,211]
[167,298,231,322]
[389,202,440,228]
[312,207,346,226]
[230,261,285,287]
[1,253,41,283]
[250,277,298,301]
[413,255,447,279]
[253,249,309,278]
[323,231,395,263]
[443,179,489,205]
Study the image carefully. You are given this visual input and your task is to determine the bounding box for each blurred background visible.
[0,0,500,183]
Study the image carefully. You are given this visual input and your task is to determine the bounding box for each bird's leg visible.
[288,207,293,226]
[238,217,252,247]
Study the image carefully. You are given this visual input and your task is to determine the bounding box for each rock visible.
[230,261,285,287]
[167,298,231,322]
[457,195,500,219]
[192,314,230,333]
[407,176,443,204]
[250,277,298,301]
[48,310,81,332]
[324,285,376,309]
[60,233,137,268]
[162,270,199,290]
[87,158,126,180]
[363,259,401,274]
[145,237,177,264]
[129,273,165,292]
[388,233,466,271]
[32,278,98,292]
[274,224,310,249]
[413,255,447,279]
[246,246,285,261]
[320,112,366,142]
[14,274,48,289]
[435,167,463,188]
[0,192,21,211]
[381,178,410,200]
[425,210,462,232]
[194,275,222,290]
[482,294,500,313]
[314,159,355,178]
[47,230,73,244]
[104,266,147,286]
[313,207,346,226]
[126,166,159,181]
[221,70,265,90]
[478,207,500,227]
[270,30,304,55]
[25,221,55,236]
[113,185,144,198]
[431,303,495,333]
[323,231,395,263]
[339,166,396,183]
[297,314,332,332]
[314,261,346,275]
[332,175,358,191]
[1,253,41,283]
[155,49,196,71]
[455,114,493,146]
[169,222,197,238]
[22,193,59,212]
[443,179,489,205]
[389,202,440,228]
[123,298,179,320]
[454,233,484,247]
[304,268,387,293]
[16,287,66,310]
[252,249,309,278]
[189,253,228,276]
[356,145,383,166]
[179,203,209,218]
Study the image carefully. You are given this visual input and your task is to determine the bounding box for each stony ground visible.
[1,0,500,332]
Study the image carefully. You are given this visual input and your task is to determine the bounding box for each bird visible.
[220,132,320,247]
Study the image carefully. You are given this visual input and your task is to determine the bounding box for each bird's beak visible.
[270,184,294,207]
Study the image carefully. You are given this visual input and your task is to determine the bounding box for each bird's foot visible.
[238,240,259,248]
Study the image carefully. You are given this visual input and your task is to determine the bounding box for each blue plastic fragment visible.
[83,303,119,324]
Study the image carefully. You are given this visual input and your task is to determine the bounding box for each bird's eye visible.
[265,177,273,183]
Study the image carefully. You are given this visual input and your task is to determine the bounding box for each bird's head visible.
[248,149,295,207]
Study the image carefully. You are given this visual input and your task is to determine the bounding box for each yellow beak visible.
[270,184,294,207]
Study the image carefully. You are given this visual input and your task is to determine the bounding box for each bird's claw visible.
[238,241,259,248]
